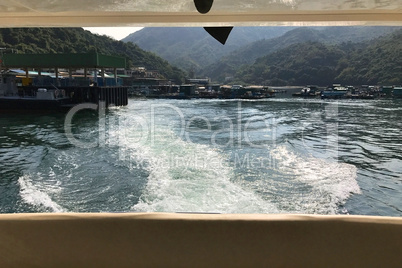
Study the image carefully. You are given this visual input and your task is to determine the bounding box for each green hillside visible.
[201,26,401,82]
[201,27,326,82]
[235,42,345,85]
[233,29,402,86]
[335,30,402,85]
[0,28,186,83]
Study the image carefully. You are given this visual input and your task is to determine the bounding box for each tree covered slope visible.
[0,28,186,82]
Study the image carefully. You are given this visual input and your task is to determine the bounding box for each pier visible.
[1,52,129,109]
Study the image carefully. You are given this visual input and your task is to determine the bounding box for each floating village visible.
[128,82,402,100]
[0,52,401,111]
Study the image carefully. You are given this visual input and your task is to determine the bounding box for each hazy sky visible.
[83,27,143,40]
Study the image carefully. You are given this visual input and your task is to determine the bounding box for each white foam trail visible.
[115,116,278,213]
[271,145,361,214]
[376,107,402,111]
[18,175,66,212]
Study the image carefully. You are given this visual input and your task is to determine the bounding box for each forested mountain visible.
[201,27,326,82]
[0,28,186,83]
[201,26,401,82]
[335,29,402,85]
[234,42,346,86]
[233,29,402,86]
[122,26,399,81]
[122,27,295,72]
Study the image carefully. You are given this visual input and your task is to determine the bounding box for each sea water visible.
[0,98,401,216]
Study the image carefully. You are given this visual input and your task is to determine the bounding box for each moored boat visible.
[380,86,394,97]
[321,84,349,99]
[160,92,191,99]
[198,90,219,99]
[0,73,72,111]
[393,86,402,98]
[292,85,320,97]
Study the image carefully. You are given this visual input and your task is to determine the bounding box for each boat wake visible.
[115,119,279,213]
[270,145,361,214]
[18,174,66,212]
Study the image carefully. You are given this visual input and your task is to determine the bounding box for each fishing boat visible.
[240,85,273,99]
[292,85,320,97]
[161,92,191,99]
[321,84,349,99]
[239,90,265,99]
[0,89,72,111]
[198,90,219,99]
[0,73,72,111]
[393,86,402,98]
[381,86,394,97]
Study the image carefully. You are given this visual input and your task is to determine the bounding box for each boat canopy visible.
[0,0,400,27]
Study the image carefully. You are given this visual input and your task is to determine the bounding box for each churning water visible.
[1,98,401,216]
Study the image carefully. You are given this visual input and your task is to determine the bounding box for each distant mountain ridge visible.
[123,26,400,84]
[122,27,296,72]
